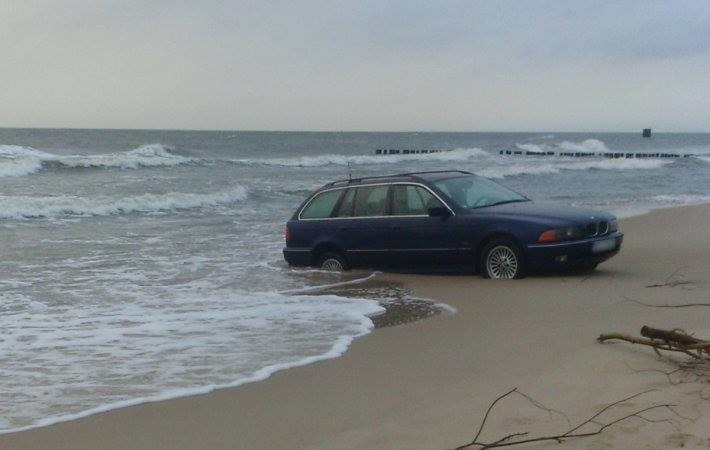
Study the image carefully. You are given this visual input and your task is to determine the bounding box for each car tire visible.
[317,252,349,272]
[481,239,525,279]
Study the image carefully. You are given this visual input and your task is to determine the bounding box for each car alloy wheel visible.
[317,252,348,272]
[485,245,520,279]
[321,258,343,271]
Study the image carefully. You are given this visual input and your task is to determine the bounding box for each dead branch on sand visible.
[645,268,698,289]
[623,361,708,386]
[598,326,710,363]
[620,296,710,308]
[455,389,681,449]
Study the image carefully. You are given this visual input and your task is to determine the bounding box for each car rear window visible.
[300,189,343,219]
[353,185,389,217]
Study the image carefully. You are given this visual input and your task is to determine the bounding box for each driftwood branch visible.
[598,326,709,363]
[455,389,679,449]
[620,296,710,308]
[645,268,698,289]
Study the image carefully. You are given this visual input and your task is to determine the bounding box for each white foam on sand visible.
[0,290,385,433]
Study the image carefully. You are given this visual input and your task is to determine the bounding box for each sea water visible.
[0,129,708,431]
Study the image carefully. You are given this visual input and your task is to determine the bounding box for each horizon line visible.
[1,126,709,134]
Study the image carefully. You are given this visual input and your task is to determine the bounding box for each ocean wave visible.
[0,145,54,177]
[0,144,193,177]
[0,187,247,220]
[52,144,193,169]
[651,194,710,206]
[0,290,383,433]
[232,147,489,167]
[514,143,546,153]
[514,138,610,154]
[557,138,609,153]
[480,158,671,179]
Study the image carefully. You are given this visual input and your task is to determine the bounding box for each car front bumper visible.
[525,232,624,269]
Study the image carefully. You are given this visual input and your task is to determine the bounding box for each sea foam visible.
[0,187,247,219]
[557,138,609,153]
[233,147,488,167]
[0,145,54,177]
[480,158,671,179]
[0,289,384,432]
[53,144,194,169]
[0,143,193,177]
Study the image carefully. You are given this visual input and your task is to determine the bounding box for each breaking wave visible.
[557,139,609,153]
[480,158,671,179]
[51,144,193,169]
[515,138,610,154]
[0,144,194,177]
[651,194,710,206]
[232,147,488,167]
[0,187,247,220]
[0,145,53,177]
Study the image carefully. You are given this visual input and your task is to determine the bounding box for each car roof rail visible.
[398,170,472,177]
[323,170,472,188]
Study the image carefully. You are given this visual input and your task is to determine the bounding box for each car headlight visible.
[538,226,584,242]
[608,219,618,233]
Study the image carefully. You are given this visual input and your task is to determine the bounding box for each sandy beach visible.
[3,204,708,449]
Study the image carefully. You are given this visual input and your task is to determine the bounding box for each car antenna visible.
[341,130,352,182]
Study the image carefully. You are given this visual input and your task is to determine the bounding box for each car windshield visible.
[433,175,528,209]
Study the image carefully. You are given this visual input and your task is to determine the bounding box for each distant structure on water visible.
[642,128,652,138]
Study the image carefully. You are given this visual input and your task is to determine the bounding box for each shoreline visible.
[0,273,442,436]
[2,203,709,449]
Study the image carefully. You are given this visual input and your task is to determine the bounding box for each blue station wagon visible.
[283,171,623,278]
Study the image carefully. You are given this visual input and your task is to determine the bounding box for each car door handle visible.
[338,227,350,231]
[391,226,401,231]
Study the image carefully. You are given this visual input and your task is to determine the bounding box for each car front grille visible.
[598,221,609,235]
[585,221,609,237]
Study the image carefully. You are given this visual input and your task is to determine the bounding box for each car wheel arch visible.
[474,232,524,271]
[312,242,347,266]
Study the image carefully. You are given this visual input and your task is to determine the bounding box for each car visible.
[282,170,623,278]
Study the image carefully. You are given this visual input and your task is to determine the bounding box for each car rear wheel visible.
[317,252,349,272]
[481,239,524,279]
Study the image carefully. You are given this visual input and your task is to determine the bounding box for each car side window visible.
[391,185,443,215]
[334,188,356,217]
[353,185,390,217]
[416,186,444,211]
[300,189,343,219]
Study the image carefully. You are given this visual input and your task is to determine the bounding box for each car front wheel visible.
[481,239,524,279]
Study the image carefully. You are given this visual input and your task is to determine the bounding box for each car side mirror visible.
[427,206,450,218]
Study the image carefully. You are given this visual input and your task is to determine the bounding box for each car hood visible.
[473,201,615,225]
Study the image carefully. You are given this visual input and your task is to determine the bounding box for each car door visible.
[387,184,467,269]
[335,185,392,268]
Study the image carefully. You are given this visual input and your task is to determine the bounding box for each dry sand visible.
[3,205,709,449]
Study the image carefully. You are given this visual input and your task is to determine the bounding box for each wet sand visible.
[2,204,709,449]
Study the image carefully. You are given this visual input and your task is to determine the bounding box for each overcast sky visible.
[2,1,709,131]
